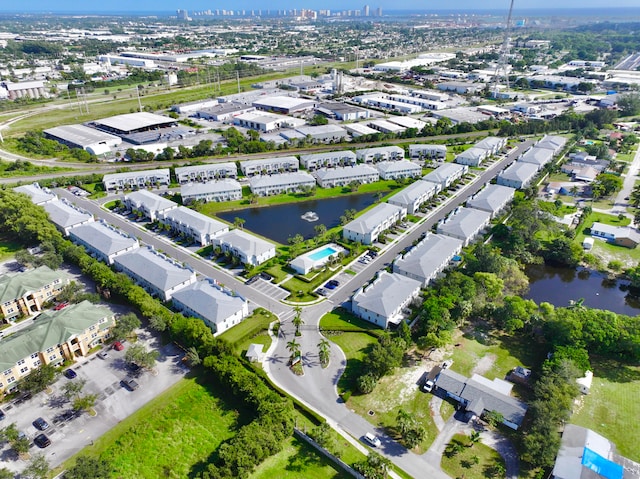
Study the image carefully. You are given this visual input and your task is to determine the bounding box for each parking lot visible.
[0,330,188,475]
[249,277,290,302]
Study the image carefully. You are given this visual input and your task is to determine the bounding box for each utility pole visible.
[491,0,515,99]
[237,71,240,94]
[136,86,143,112]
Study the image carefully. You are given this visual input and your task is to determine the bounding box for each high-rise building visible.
[176,9,189,20]
[363,5,370,16]
[375,7,382,16]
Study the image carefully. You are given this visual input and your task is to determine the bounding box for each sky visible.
[1,0,640,13]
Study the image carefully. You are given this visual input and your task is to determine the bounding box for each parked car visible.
[34,434,51,448]
[328,280,339,287]
[127,362,141,373]
[97,351,109,360]
[54,302,69,311]
[324,282,337,290]
[0,409,5,420]
[442,359,453,369]
[33,417,49,431]
[245,276,259,285]
[121,378,139,391]
[112,341,124,351]
[63,368,77,379]
[364,432,381,448]
[316,288,327,296]
[259,272,273,281]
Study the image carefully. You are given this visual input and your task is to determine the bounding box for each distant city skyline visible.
[1,1,640,14]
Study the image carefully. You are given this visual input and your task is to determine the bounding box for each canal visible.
[216,192,383,244]
[525,264,640,316]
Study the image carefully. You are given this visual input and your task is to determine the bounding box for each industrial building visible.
[234,111,305,132]
[316,102,370,121]
[194,102,256,122]
[294,125,349,143]
[344,123,379,137]
[91,112,177,137]
[251,95,317,115]
[367,119,406,135]
[43,124,122,155]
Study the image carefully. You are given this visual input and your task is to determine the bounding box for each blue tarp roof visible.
[582,447,624,479]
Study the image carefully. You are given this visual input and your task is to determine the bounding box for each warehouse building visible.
[344,123,379,137]
[181,180,243,204]
[388,94,446,111]
[194,102,256,122]
[43,124,122,155]
[234,111,305,132]
[368,120,406,135]
[295,125,349,143]
[386,116,428,131]
[252,96,317,115]
[316,102,370,121]
[171,99,220,115]
[91,112,177,137]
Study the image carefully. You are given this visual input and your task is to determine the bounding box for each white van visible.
[364,432,381,447]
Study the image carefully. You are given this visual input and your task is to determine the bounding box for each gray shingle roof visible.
[114,247,195,292]
[466,184,515,215]
[69,221,139,257]
[437,207,491,241]
[181,179,242,196]
[161,207,227,236]
[249,171,315,189]
[313,165,378,182]
[43,199,94,230]
[374,160,422,175]
[519,147,554,167]
[422,163,466,185]
[388,180,439,206]
[14,183,57,205]
[353,271,422,318]
[215,230,276,257]
[498,162,539,183]
[344,203,405,235]
[124,189,177,213]
[393,233,463,282]
[172,280,246,327]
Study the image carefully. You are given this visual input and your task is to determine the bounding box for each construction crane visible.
[491,0,515,99]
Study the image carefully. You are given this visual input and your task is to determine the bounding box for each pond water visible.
[216,193,383,244]
[525,263,640,316]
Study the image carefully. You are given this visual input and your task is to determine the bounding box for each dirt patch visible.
[472,353,496,376]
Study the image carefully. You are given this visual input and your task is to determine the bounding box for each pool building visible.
[290,243,346,275]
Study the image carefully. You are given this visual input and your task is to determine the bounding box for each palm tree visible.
[233,217,245,229]
[318,339,331,367]
[292,306,304,336]
[396,409,413,436]
[286,339,301,361]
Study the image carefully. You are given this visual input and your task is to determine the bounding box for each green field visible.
[61,378,243,479]
[250,436,349,479]
[570,359,640,462]
[575,211,640,266]
[441,433,506,479]
[219,308,275,355]
[0,237,22,261]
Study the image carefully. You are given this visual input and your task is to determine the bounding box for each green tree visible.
[62,379,86,399]
[233,217,246,229]
[310,422,333,450]
[65,456,112,479]
[110,312,141,340]
[617,92,640,116]
[185,346,201,367]
[72,393,98,413]
[23,454,50,479]
[125,344,159,370]
[286,339,301,361]
[356,372,378,394]
[292,306,304,335]
[0,468,14,479]
[317,338,331,367]
[20,364,58,394]
[396,409,413,436]
[483,410,504,428]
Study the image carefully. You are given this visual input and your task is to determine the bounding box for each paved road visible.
[54,141,531,478]
[611,144,640,219]
[264,141,533,478]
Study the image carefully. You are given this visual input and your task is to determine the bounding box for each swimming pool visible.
[309,246,338,261]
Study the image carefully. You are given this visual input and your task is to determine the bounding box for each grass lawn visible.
[282,267,343,301]
[441,433,506,479]
[574,212,640,266]
[60,377,244,479]
[320,308,383,334]
[219,308,276,354]
[346,372,439,454]
[570,359,640,462]
[326,332,378,396]
[249,436,350,479]
[0,237,22,261]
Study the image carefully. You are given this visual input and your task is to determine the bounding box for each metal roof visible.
[93,112,176,133]
[44,124,121,147]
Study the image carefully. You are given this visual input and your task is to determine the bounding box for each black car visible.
[55,410,78,423]
[259,272,272,281]
[245,276,259,285]
[121,378,140,391]
[63,368,77,379]
[33,417,49,431]
[127,362,141,373]
[34,434,51,448]
[0,409,5,420]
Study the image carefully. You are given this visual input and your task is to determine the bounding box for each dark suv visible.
[34,434,51,448]
[33,417,49,431]
[121,378,140,391]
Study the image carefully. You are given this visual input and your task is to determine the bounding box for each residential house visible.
[175,163,238,183]
[342,203,407,245]
[0,266,71,322]
[436,207,492,246]
[422,163,469,190]
[352,271,422,328]
[474,136,507,155]
[300,151,357,170]
[249,172,316,196]
[239,156,299,176]
[409,144,447,160]
[535,135,568,155]
[387,179,440,214]
[69,220,140,265]
[114,246,197,301]
[552,425,638,479]
[0,301,115,394]
[14,183,57,205]
[172,279,249,336]
[181,180,242,204]
[466,184,515,218]
[123,190,178,222]
[393,233,463,287]
[496,162,540,189]
[455,147,490,167]
[212,229,277,266]
[375,160,422,180]
[434,369,529,430]
[313,165,379,188]
[158,207,229,246]
[43,199,95,236]
[518,147,555,170]
[589,222,640,248]
[356,146,405,163]
[102,169,171,191]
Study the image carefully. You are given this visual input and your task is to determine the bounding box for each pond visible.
[216,193,384,244]
[525,263,640,316]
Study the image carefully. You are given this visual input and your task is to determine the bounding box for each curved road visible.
[55,140,531,478]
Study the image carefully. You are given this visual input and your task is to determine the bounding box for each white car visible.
[422,379,435,393]
[364,432,381,448]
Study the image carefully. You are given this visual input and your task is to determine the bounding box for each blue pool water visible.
[309,247,337,261]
